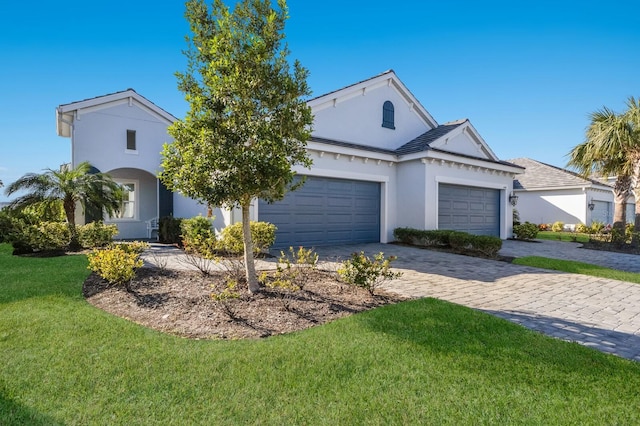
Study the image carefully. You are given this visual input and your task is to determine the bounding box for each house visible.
[509,157,635,227]
[56,70,523,246]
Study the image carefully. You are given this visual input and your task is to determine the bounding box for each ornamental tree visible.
[160,0,313,293]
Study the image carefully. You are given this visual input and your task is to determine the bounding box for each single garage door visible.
[438,183,500,236]
[258,176,381,248]
[591,200,612,224]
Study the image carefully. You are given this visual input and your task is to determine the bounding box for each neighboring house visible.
[509,157,635,227]
[57,70,523,245]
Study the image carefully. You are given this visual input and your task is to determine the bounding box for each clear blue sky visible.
[1,0,639,201]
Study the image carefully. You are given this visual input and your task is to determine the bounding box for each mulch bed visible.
[83,267,407,340]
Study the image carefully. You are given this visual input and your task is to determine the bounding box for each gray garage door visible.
[591,201,612,224]
[258,176,381,248]
[438,183,500,236]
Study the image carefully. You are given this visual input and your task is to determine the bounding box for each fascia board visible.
[306,141,396,162]
[403,149,524,174]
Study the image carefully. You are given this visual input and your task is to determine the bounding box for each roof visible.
[395,120,467,155]
[56,89,177,137]
[508,157,612,190]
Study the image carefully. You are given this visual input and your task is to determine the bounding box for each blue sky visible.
[1,0,639,201]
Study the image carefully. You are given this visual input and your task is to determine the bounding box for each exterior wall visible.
[515,189,585,226]
[172,194,229,231]
[311,85,431,151]
[424,161,514,239]
[396,159,427,229]
[72,101,170,176]
[429,131,488,159]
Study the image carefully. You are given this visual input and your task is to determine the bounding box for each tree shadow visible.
[0,392,65,426]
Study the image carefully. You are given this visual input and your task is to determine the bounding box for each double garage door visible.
[438,183,500,236]
[259,176,381,248]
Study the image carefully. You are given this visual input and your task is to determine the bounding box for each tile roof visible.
[508,157,612,190]
[309,136,397,155]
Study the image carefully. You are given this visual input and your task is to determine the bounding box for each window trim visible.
[107,179,139,222]
[382,101,395,130]
[125,129,138,154]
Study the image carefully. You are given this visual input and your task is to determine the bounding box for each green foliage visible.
[159,216,184,244]
[575,223,589,234]
[513,221,539,240]
[181,215,217,259]
[394,227,502,258]
[271,246,319,291]
[87,245,144,286]
[78,221,118,248]
[22,221,71,252]
[551,221,565,232]
[338,251,402,295]
[3,161,123,251]
[590,221,605,234]
[158,0,314,290]
[114,241,150,255]
[218,221,276,255]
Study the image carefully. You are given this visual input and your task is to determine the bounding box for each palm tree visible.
[568,98,640,238]
[4,162,123,251]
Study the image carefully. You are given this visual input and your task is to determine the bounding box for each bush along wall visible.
[393,227,502,258]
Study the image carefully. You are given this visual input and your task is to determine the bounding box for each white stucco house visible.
[509,157,635,227]
[56,70,523,246]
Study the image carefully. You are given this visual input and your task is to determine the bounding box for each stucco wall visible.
[311,85,431,151]
[396,159,427,229]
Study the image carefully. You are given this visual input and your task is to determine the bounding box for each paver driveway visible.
[313,241,640,362]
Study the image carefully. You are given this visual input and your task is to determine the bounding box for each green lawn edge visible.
[513,255,640,284]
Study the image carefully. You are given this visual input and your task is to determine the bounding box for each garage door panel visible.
[439,183,500,236]
[259,176,380,248]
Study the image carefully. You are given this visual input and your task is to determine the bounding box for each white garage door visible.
[438,183,500,236]
[258,176,381,248]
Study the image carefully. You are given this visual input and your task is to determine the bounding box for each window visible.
[382,101,395,129]
[126,130,136,151]
[114,182,136,219]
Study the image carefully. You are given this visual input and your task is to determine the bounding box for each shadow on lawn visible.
[0,392,64,426]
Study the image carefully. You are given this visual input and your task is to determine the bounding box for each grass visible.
[513,256,640,284]
[536,231,590,243]
[2,244,640,424]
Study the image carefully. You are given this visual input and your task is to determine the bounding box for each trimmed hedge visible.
[393,227,502,258]
[513,221,539,240]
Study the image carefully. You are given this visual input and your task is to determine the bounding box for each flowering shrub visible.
[338,251,402,295]
[538,223,549,231]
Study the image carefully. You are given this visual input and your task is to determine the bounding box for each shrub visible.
[87,245,144,288]
[448,231,474,253]
[337,251,402,295]
[217,221,276,255]
[114,240,150,255]
[551,221,564,232]
[513,221,539,240]
[393,228,452,247]
[16,221,70,252]
[78,221,118,248]
[538,223,549,231]
[181,215,217,258]
[272,246,319,291]
[590,221,605,234]
[468,235,503,257]
[626,223,635,241]
[575,223,589,234]
[159,216,184,245]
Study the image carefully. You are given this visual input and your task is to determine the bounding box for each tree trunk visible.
[241,201,260,293]
[612,175,632,232]
[64,197,81,252]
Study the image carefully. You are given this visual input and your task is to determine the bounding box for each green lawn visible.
[513,256,640,284]
[536,231,590,243]
[2,244,640,424]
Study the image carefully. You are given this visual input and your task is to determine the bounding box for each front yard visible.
[2,243,640,424]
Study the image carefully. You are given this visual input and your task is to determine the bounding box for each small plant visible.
[575,223,589,234]
[551,221,564,232]
[538,223,549,231]
[211,279,241,319]
[590,221,605,234]
[338,251,402,295]
[273,246,319,290]
[513,221,539,240]
[159,216,184,245]
[87,245,144,289]
[181,215,217,258]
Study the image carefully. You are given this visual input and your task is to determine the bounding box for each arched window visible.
[382,101,395,129]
